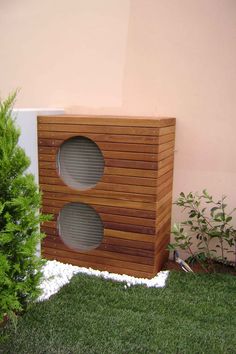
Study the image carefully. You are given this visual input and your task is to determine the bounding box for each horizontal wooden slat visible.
[157,164,173,178]
[156,197,172,216]
[39,154,55,162]
[42,207,155,227]
[41,184,172,214]
[157,177,173,195]
[87,211,155,228]
[40,170,157,187]
[39,161,56,169]
[42,253,155,278]
[39,139,159,153]
[157,141,175,153]
[40,184,156,202]
[42,192,156,211]
[102,234,154,249]
[43,247,154,272]
[39,161,157,178]
[158,155,174,169]
[156,213,171,232]
[43,233,154,253]
[70,147,156,162]
[43,238,154,265]
[38,150,174,167]
[105,166,157,178]
[44,219,155,235]
[158,125,176,136]
[38,135,175,151]
[39,146,157,162]
[38,115,176,128]
[42,229,155,251]
[39,153,158,170]
[38,123,160,136]
[154,248,169,273]
[38,131,163,145]
[39,176,157,195]
[94,157,157,170]
[38,131,160,144]
[42,198,156,219]
[99,243,153,258]
[156,169,173,187]
[155,215,171,238]
[43,234,154,258]
[155,233,170,256]
[38,151,173,169]
[157,182,173,200]
[158,133,175,144]
[103,221,155,235]
[156,149,174,162]
[104,229,155,243]
[41,225,155,244]
[156,191,172,208]
[156,204,172,227]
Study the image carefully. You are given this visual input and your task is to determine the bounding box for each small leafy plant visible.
[168,190,236,272]
[0,92,50,322]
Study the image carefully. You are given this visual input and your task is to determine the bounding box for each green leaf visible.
[210,206,219,217]
[214,212,225,222]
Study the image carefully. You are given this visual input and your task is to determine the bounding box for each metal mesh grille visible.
[58,202,104,251]
[57,136,104,190]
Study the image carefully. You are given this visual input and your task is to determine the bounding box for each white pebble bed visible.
[38,260,169,302]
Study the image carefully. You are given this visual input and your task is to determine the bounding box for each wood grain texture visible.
[42,198,156,219]
[154,249,169,274]
[39,152,158,170]
[40,184,156,203]
[38,114,175,276]
[39,176,157,195]
[39,146,157,162]
[42,246,154,272]
[38,131,160,144]
[39,162,158,178]
[42,253,155,278]
[39,138,159,153]
[38,115,176,127]
[42,237,154,265]
[43,219,155,235]
[38,123,160,136]
[41,225,155,245]
[42,207,155,227]
[42,191,156,211]
[158,125,176,136]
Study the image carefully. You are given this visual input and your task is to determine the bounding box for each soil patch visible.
[163,259,236,275]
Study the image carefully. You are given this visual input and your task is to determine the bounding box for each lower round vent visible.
[58,202,104,251]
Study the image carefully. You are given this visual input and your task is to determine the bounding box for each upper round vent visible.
[57,136,104,190]
[58,202,104,251]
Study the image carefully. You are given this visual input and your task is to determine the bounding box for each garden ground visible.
[1,271,236,354]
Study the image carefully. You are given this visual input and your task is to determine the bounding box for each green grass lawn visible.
[1,271,236,354]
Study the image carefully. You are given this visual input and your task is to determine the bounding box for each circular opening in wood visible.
[57,136,104,190]
[58,202,104,251]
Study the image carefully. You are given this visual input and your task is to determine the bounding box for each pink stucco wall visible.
[1,0,236,253]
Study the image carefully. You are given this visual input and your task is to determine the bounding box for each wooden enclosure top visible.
[38,115,176,127]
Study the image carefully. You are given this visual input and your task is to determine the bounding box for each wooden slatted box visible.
[38,115,176,278]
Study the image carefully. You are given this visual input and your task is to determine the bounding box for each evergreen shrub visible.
[0,92,50,321]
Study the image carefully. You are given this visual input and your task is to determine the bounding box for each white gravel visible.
[38,260,169,301]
